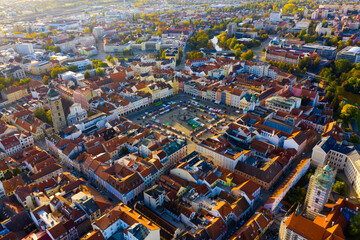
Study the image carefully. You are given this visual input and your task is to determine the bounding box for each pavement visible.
[126,94,242,124]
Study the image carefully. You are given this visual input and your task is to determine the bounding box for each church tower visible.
[304,164,336,220]
[249,93,256,111]
[47,84,67,132]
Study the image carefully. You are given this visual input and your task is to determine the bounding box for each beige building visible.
[1,85,29,103]
[31,61,53,75]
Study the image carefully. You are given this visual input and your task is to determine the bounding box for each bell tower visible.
[47,84,67,131]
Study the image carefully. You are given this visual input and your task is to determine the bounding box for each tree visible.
[332,181,347,197]
[42,75,49,85]
[46,110,52,123]
[349,134,360,144]
[186,51,203,59]
[335,59,352,76]
[19,78,32,85]
[34,107,47,122]
[349,213,360,236]
[287,186,307,204]
[345,39,353,47]
[340,104,359,122]
[84,28,91,34]
[298,57,312,70]
[95,67,104,76]
[160,50,166,60]
[48,46,61,53]
[85,64,93,70]
[321,20,328,27]
[312,57,321,70]
[176,48,183,66]
[67,65,79,72]
[12,166,21,176]
[235,48,242,59]
[88,110,95,117]
[241,50,254,60]
[283,4,296,14]
[50,65,67,79]
[84,70,91,79]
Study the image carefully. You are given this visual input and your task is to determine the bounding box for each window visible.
[315,198,319,203]
[317,191,321,196]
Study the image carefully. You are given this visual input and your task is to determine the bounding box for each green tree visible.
[50,65,67,79]
[34,107,47,122]
[67,65,79,72]
[349,134,360,144]
[85,64,93,70]
[335,59,352,76]
[84,70,91,79]
[19,78,32,85]
[332,181,347,197]
[46,110,52,123]
[42,75,49,85]
[301,94,311,106]
[48,46,61,53]
[12,166,21,176]
[241,50,254,60]
[235,48,242,59]
[95,67,104,76]
[106,55,113,61]
[340,104,359,122]
[321,20,328,27]
[349,213,360,236]
[186,51,203,59]
[298,57,312,70]
[312,57,321,70]
[283,3,296,14]
[88,110,95,117]
[345,39,353,47]
[160,50,166,60]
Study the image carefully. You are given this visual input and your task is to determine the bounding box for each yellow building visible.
[224,88,232,106]
[13,117,45,140]
[31,61,53,75]
[164,48,180,60]
[172,78,179,95]
[1,85,29,103]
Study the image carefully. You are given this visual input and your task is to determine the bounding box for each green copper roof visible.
[47,83,60,98]
[251,93,256,102]
[323,165,331,172]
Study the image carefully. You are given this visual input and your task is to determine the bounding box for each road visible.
[253,34,277,61]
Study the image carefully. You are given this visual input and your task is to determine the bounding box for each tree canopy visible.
[50,65,67,79]
[340,105,359,122]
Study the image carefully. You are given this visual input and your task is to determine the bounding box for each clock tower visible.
[47,83,67,132]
